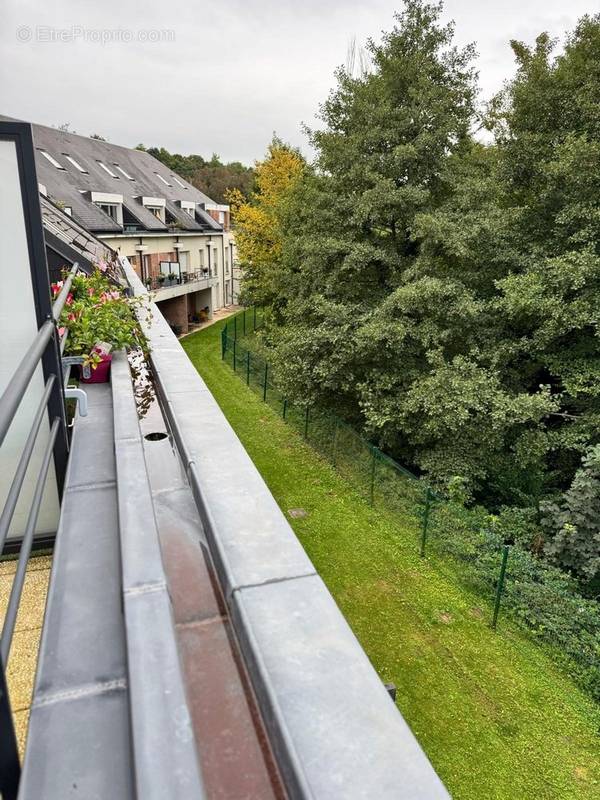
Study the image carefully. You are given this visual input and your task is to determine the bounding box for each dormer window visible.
[141,196,166,223]
[64,155,87,173]
[39,150,65,169]
[114,164,134,180]
[178,200,196,218]
[98,161,118,178]
[90,192,123,225]
[98,203,119,220]
[155,173,172,187]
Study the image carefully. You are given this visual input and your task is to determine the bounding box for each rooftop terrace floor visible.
[0,554,51,756]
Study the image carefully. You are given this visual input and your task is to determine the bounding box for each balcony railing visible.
[0,265,77,800]
[143,269,216,292]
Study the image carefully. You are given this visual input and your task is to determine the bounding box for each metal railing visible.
[144,269,215,292]
[0,263,77,800]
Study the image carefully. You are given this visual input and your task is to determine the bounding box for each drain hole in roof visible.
[144,432,168,441]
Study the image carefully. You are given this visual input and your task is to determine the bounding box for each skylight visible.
[39,150,64,169]
[172,176,187,189]
[64,155,88,173]
[155,173,172,186]
[114,164,134,180]
[98,161,118,178]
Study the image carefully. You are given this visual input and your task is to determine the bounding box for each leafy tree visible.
[227,137,305,307]
[258,5,600,524]
[542,445,600,587]
[138,144,254,203]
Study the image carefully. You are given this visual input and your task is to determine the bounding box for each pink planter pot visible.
[80,354,112,384]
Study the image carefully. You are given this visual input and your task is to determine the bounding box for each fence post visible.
[332,418,339,466]
[221,328,226,360]
[304,406,310,440]
[233,339,237,371]
[492,545,510,629]
[263,363,268,402]
[282,398,288,419]
[243,308,246,336]
[420,487,433,557]
[253,306,257,331]
[234,314,238,341]
[246,350,251,385]
[369,447,377,506]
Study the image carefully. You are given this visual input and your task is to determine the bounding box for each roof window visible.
[39,150,64,169]
[98,161,118,178]
[64,155,87,173]
[114,164,134,180]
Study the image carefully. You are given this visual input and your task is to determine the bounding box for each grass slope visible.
[182,316,600,800]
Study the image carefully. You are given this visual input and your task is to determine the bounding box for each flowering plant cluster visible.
[55,269,146,367]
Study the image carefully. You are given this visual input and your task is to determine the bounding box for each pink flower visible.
[67,312,76,322]
[58,326,66,337]
[87,287,95,297]
[65,292,74,306]
[50,281,63,297]
[98,259,108,273]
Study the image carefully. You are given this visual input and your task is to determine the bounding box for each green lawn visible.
[182,315,600,800]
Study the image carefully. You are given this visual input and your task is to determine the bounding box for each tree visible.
[542,445,600,587]
[142,145,254,202]
[227,137,305,307]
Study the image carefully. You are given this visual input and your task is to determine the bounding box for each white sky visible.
[0,1,596,164]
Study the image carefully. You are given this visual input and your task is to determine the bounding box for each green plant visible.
[542,445,600,588]
[56,269,146,366]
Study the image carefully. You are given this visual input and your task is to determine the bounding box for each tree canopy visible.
[136,144,254,203]
[236,2,600,591]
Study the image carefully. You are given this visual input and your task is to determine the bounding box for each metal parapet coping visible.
[122,258,450,800]
[110,352,206,800]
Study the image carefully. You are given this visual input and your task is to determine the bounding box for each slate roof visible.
[41,195,121,280]
[0,116,224,236]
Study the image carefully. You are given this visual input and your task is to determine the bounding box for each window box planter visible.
[80,354,112,384]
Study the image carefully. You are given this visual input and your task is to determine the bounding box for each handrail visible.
[51,263,78,320]
[1,418,59,664]
[0,321,55,449]
[0,377,55,553]
[0,264,78,800]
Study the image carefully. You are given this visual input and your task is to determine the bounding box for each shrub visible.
[431,500,600,700]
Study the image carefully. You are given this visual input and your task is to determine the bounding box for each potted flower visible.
[168,272,177,286]
[157,274,166,287]
[56,269,145,383]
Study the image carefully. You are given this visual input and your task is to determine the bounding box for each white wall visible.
[102,231,236,310]
[0,140,60,538]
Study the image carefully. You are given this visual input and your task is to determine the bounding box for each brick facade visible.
[156,295,189,334]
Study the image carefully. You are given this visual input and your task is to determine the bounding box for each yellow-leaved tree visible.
[225,137,304,307]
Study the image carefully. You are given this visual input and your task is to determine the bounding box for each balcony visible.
[144,269,218,298]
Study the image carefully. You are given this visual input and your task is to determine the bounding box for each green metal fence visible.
[221,308,584,648]
[212,309,600,693]
[222,314,436,543]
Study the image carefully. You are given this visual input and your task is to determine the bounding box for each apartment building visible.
[8,117,239,334]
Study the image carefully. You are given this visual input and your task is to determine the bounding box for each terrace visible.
[0,121,448,799]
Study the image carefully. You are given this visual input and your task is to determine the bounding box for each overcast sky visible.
[0,1,597,164]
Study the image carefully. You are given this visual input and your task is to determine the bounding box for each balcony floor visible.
[0,554,52,756]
